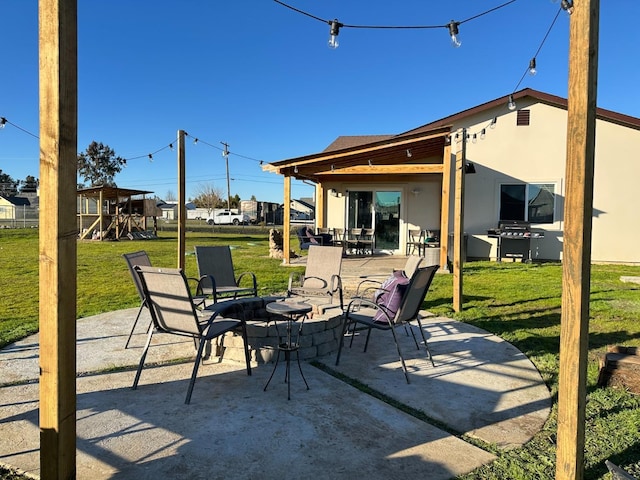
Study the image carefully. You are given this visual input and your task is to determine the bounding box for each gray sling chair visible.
[132,265,252,404]
[336,265,439,384]
[287,245,344,310]
[194,245,258,304]
[122,251,205,349]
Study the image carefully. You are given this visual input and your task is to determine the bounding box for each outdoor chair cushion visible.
[373,270,410,323]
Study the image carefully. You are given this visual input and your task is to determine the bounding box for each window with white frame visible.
[499,183,555,224]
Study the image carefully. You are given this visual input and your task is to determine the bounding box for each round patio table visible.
[264,301,312,400]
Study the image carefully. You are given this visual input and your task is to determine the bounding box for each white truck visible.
[206,210,249,225]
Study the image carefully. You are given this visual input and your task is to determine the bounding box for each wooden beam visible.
[38,1,77,478]
[452,130,465,312]
[315,164,443,175]
[283,176,291,264]
[177,130,186,270]
[556,2,600,479]
[440,141,452,271]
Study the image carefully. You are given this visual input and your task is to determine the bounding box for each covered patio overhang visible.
[264,126,454,269]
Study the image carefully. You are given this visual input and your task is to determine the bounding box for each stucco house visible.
[265,88,640,265]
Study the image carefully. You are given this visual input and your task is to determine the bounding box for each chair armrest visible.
[355,278,382,297]
[196,274,219,303]
[287,271,305,293]
[236,271,258,292]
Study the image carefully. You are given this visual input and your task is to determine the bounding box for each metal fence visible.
[0,205,39,229]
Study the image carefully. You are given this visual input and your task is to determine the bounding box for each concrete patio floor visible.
[0,293,552,479]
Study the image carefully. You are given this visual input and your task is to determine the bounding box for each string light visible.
[528,58,537,75]
[508,94,517,111]
[406,149,412,158]
[294,165,299,173]
[447,21,461,48]
[328,19,342,49]
[0,117,6,129]
[480,128,486,140]
[273,0,517,49]
[560,0,574,15]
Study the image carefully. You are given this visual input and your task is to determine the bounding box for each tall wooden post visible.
[283,176,291,264]
[555,1,599,479]
[439,140,452,272]
[38,0,77,478]
[177,130,186,270]
[452,129,466,312]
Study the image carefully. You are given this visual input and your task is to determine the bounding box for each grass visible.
[1,228,640,479]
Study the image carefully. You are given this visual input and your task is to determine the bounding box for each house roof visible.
[264,88,640,182]
[1,196,31,206]
[77,186,153,199]
[323,135,394,152]
[400,88,640,135]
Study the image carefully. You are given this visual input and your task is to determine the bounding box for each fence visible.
[0,205,40,229]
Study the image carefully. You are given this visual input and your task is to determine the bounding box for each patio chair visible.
[354,255,424,298]
[296,226,331,251]
[345,228,362,255]
[406,229,424,256]
[287,245,344,310]
[194,245,258,304]
[122,251,205,349]
[359,228,375,256]
[335,265,439,383]
[132,265,252,404]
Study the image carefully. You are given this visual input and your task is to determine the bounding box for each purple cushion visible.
[373,270,410,323]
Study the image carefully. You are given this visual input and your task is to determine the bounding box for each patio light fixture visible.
[328,19,342,49]
[0,117,6,129]
[508,94,517,111]
[447,21,461,48]
[529,58,537,75]
[561,0,574,14]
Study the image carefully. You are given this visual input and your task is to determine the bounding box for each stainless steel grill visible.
[488,221,545,262]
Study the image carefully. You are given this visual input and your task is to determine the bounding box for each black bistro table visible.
[264,301,312,400]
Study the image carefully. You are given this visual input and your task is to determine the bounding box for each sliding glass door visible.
[347,190,401,252]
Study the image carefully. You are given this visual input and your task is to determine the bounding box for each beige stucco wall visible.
[448,99,640,264]
[316,96,640,263]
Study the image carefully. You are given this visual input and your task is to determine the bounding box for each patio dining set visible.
[122,244,439,404]
[296,225,375,256]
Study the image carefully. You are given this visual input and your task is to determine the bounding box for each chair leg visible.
[185,335,207,404]
[240,323,252,376]
[125,301,146,349]
[389,327,411,384]
[132,325,155,390]
[335,314,351,366]
[415,318,435,367]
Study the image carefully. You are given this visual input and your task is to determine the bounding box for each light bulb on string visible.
[472,134,477,144]
[508,95,517,111]
[447,21,461,48]
[561,0,574,14]
[148,154,153,163]
[0,117,6,129]
[328,19,341,49]
[528,58,537,76]
[480,129,486,140]
[490,117,497,129]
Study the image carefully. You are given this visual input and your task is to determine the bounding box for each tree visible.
[165,190,176,202]
[77,141,126,187]
[192,183,223,215]
[0,169,18,197]
[19,175,39,193]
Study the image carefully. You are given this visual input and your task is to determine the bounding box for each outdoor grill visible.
[487,220,545,263]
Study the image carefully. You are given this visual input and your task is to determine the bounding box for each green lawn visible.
[1,228,639,480]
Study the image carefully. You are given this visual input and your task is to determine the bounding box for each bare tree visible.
[193,183,223,216]
[165,190,176,202]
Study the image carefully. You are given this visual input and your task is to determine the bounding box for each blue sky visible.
[1,1,638,204]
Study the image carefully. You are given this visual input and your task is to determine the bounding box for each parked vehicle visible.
[206,210,249,225]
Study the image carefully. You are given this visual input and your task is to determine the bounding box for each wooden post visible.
[177,130,186,270]
[556,1,599,479]
[452,129,466,312]
[38,1,77,478]
[439,140,452,271]
[316,183,325,228]
[283,176,291,264]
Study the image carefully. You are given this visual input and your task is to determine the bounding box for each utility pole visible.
[221,142,231,212]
